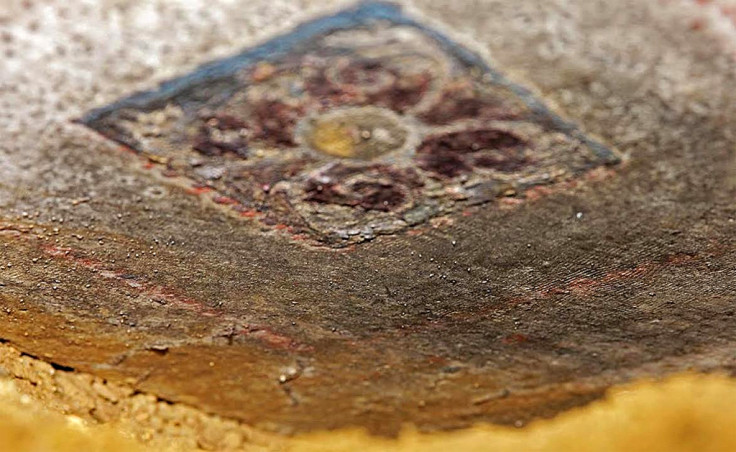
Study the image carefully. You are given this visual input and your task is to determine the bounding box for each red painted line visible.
[212,195,239,205]
[39,243,311,352]
[185,186,213,195]
[239,210,258,218]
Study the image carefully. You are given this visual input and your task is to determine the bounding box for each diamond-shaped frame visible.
[82,1,618,247]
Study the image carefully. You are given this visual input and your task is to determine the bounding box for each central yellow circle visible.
[309,121,357,158]
[300,107,409,160]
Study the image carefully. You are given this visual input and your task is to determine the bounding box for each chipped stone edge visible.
[0,341,286,452]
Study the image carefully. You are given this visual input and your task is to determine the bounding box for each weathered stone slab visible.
[2,0,736,438]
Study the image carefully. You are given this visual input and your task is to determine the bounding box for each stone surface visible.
[2,0,736,438]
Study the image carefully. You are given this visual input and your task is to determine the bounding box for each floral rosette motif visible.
[84,18,616,246]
